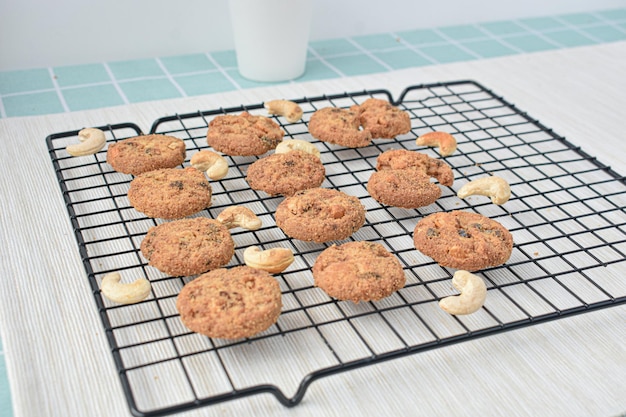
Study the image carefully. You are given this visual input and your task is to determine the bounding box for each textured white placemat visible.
[0,42,625,417]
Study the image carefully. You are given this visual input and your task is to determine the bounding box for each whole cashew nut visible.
[66,128,107,156]
[190,150,229,180]
[439,270,487,315]
[275,139,321,159]
[100,272,151,304]
[416,131,457,156]
[457,176,511,205]
[264,99,303,123]
[243,246,295,274]
[216,206,262,230]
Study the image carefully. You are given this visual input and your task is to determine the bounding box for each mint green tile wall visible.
[1,335,12,417]
[1,8,624,119]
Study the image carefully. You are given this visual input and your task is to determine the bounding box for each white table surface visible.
[1,41,625,417]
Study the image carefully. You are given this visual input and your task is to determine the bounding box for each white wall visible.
[0,0,623,71]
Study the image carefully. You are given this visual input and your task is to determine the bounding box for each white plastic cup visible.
[229,0,313,82]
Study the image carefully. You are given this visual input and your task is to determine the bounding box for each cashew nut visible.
[66,128,107,156]
[190,150,229,180]
[264,99,303,123]
[243,246,294,274]
[275,139,321,159]
[416,131,457,156]
[457,176,511,205]
[216,206,262,230]
[100,272,151,304]
[439,270,487,315]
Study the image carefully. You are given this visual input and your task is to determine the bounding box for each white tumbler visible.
[229,0,313,82]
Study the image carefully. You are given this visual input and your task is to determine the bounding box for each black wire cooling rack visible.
[46,80,626,417]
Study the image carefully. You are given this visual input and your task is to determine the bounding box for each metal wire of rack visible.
[46,80,626,417]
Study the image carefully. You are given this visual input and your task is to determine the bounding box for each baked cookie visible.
[367,169,441,209]
[275,188,366,243]
[246,150,325,196]
[106,134,186,176]
[207,112,284,156]
[350,98,411,139]
[308,107,372,148]
[140,217,235,277]
[176,266,282,339]
[128,167,212,219]
[376,149,454,186]
[312,241,406,303]
[413,211,513,271]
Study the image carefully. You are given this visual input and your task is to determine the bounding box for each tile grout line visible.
[481,25,597,52]
[204,52,243,90]
[315,45,421,59]
[154,58,188,98]
[83,69,237,87]
[509,18,576,48]
[1,87,64,98]
[494,11,626,37]
[550,16,606,43]
[429,28,486,60]
[306,46,347,78]
[389,32,440,65]
[0,67,242,101]
[102,62,130,105]
[344,37,395,71]
[471,24,531,54]
[48,67,70,112]
[572,11,626,37]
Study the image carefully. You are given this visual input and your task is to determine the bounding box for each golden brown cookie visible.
[176,266,282,339]
[206,112,284,156]
[308,107,372,148]
[376,149,454,186]
[275,188,366,243]
[413,211,513,271]
[140,217,235,277]
[106,134,186,176]
[246,150,325,196]
[350,98,411,139]
[367,169,441,209]
[312,241,406,303]
[128,167,212,219]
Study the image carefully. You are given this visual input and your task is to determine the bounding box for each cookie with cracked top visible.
[246,150,325,196]
[275,187,366,243]
[140,217,234,277]
[312,241,406,303]
[350,98,411,139]
[367,169,441,209]
[128,167,212,219]
[308,107,372,148]
[413,210,513,271]
[176,266,282,339]
[106,134,186,176]
[206,112,284,156]
[376,149,454,186]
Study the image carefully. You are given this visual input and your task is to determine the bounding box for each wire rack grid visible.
[46,80,626,417]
